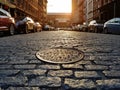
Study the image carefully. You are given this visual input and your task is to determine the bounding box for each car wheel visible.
[103,28,108,34]
[94,27,98,33]
[25,25,29,34]
[9,24,15,35]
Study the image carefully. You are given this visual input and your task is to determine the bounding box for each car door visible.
[0,10,9,30]
[0,11,3,28]
[112,19,120,33]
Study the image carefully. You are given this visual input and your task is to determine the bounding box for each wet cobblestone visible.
[0,31,120,90]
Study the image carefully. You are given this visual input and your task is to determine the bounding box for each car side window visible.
[0,11,7,16]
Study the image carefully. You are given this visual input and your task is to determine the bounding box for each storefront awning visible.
[0,0,16,8]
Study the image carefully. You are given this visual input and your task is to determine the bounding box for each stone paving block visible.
[85,65,109,71]
[0,56,8,64]
[0,70,20,77]
[14,65,36,69]
[96,79,120,89]
[64,78,96,89]
[28,76,61,87]
[0,65,12,69]
[6,87,40,90]
[103,71,120,78]
[94,60,117,65]
[109,65,120,70]
[62,64,83,69]
[0,75,27,86]
[24,55,37,60]
[22,69,46,76]
[76,60,92,65]
[75,71,101,79]
[29,59,42,64]
[37,65,60,70]
[9,60,29,64]
[48,70,73,77]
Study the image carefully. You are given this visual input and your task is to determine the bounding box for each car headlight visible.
[10,18,15,23]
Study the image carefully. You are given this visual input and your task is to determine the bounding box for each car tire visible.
[94,27,98,33]
[9,24,15,35]
[25,25,29,34]
[103,28,108,34]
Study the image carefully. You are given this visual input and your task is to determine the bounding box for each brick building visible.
[93,0,120,21]
[78,0,85,24]
[47,13,71,28]
[0,0,16,17]
[71,0,80,24]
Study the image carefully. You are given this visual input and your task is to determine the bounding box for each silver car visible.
[16,17,35,34]
[103,18,120,34]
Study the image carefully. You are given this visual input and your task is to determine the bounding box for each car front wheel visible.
[9,24,15,35]
[103,28,108,34]
[25,25,29,34]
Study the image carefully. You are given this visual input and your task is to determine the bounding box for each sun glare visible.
[47,0,72,13]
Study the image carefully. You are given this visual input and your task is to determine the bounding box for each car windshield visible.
[0,8,11,17]
[23,17,34,23]
[115,18,120,22]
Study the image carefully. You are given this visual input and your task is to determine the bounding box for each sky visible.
[47,0,72,13]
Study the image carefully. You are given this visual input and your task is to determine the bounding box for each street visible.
[0,31,120,90]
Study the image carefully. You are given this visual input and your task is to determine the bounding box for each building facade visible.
[93,0,120,21]
[85,0,93,23]
[38,0,48,25]
[71,0,80,25]
[47,13,71,28]
[78,0,85,24]
[0,0,16,17]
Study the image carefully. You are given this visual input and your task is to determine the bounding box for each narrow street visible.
[0,31,120,90]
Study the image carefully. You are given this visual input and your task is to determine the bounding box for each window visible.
[0,11,6,16]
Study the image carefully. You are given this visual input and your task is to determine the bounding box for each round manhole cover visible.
[36,48,84,64]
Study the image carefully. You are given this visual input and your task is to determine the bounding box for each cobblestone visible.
[64,78,95,89]
[0,75,27,87]
[75,71,101,79]
[85,65,109,71]
[28,76,61,87]
[0,31,120,90]
[37,65,60,70]
[62,64,83,69]
[48,70,73,77]
[103,71,120,78]
[6,87,40,90]
[96,79,120,90]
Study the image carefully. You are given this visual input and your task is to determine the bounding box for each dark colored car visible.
[16,17,35,34]
[103,18,120,34]
[88,20,104,33]
[0,8,15,35]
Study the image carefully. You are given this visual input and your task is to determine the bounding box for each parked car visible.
[88,20,104,33]
[81,22,88,32]
[43,25,55,31]
[72,24,80,31]
[43,25,50,30]
[34,22,42,32]
[16,17,35,34]
[103,18,120,34]
[0,8,15,35]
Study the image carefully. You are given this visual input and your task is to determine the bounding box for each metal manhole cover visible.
[36,48,84,64]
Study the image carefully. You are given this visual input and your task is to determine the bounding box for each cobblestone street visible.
[0,31,120,90]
